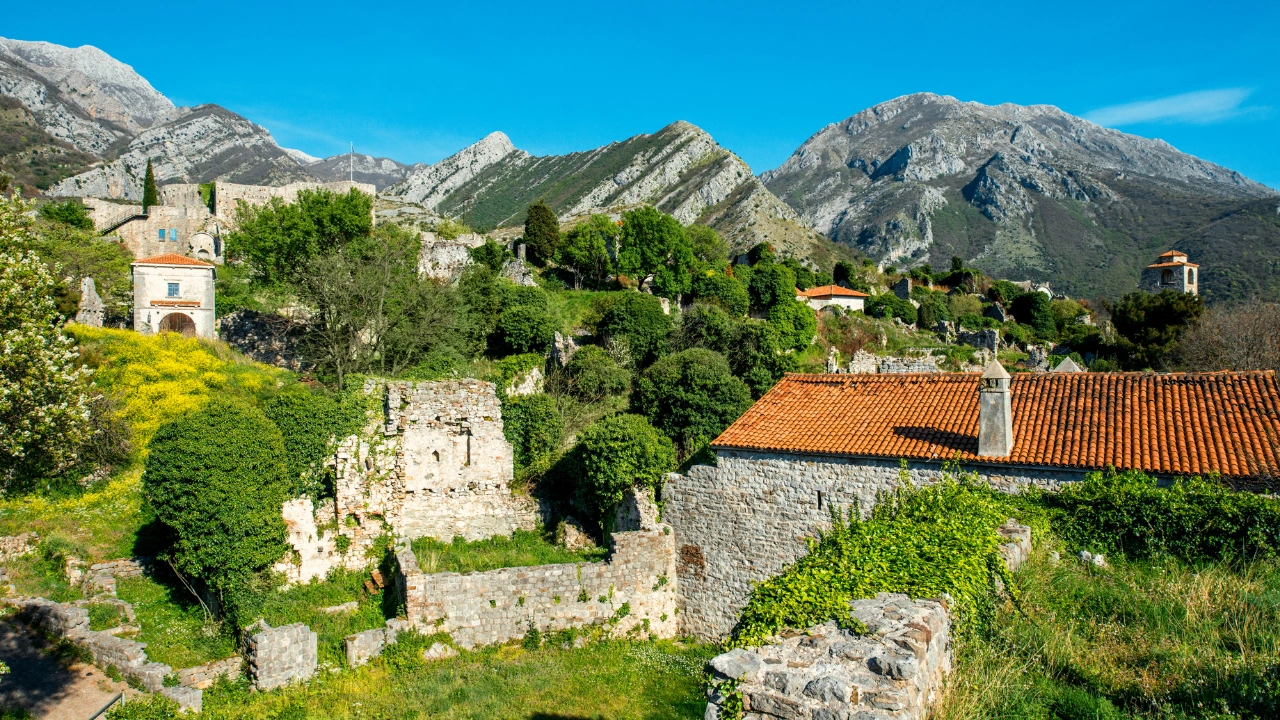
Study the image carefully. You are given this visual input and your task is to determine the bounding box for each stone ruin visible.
[243,620,318,691]
[276,378,539,584]
[75,277,105,327]
[217,309,311,372]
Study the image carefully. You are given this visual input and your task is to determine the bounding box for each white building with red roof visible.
[131,253,216,339]
[795,284,869,312]
[1141,250,1199,295]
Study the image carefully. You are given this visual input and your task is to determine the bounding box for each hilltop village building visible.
[1141,250,1199,295]
[796,284,869,312]
[664,363,1280,639]
[131,253,216,338]
[83,180,376,264]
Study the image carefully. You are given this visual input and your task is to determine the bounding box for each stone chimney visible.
[978,360,1013,457]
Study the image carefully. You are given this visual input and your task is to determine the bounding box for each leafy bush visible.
[562,345,630,402]
[1000,322,1030,347]
[616,206,695,299]
[915,290,951,329]
[691,270,749,316]
[1046,469,1280,561]
[865,293,918,325]
[633,349,752,454]
[688,224,728,266]
[227,188,373,285]
[748,262,796,313]
[469,239,511,274]
[1011,292,1055,338]
[262,387,364,497]
[675,304,794,398]
[502,393,563,473]
[595,293,673,368]
[38,199,94,229]
[987,280,1023,305]
[494,303,556,355]
[732,467,1015,647]
[523,200,561,264]
[572,414,676,517]
[766,300,817,351]
[558,215,615,288]
[957,313,997,331]
[949,293,984,321]
[142,397,290,602]
[1108,289,1204,369]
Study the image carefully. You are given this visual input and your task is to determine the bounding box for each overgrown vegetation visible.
[411,529,606,575]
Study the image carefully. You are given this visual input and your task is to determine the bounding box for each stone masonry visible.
[0,533,36,561]
[243,621,318,691]
[396,526,678,649]
[706,594,952,720]
[665,450,1082,640]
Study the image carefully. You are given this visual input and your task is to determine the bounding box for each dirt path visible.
[0,621,128,720]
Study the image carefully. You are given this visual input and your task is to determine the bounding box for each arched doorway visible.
[158,312,196,336]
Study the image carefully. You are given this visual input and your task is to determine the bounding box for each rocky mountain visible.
[0,95,96,194]
[49,104,315,200]
[387,124,833,260]
[0,37,174,155]
[763,93,1280,303]
[306,152,420,190]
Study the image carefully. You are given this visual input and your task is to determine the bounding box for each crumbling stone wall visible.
[243,621,317,691]
[396,527,677,649]
[214,180,376,221]
[0,532,36,561]
[217,310,309,371]
[705,594,952,720]
[666,450,1080,640]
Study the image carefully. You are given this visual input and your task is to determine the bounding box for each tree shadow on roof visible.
[892,426,978,454]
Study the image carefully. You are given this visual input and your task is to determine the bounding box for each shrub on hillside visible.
[865,293,917,325]
[1046,469,1280,561]
[523,200,561,264]
[502,393,563,474]
[748,262,796,313]
[1011,292,1055,338]
[572,414,676,517]
[494,304,556,356]
[594,292,672,368]
[767,300,817,351]
[561,345,630,402]
[632,348,752,454]
[143,397,290,605]
[38,199,94,230]
[732,467,1015,647]
[691,270,749,316]
[674,303,794,398]
[469,239,511,274]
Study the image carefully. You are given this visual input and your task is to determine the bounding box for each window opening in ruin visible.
[465,435,471,466]
[817,490,824,510]
[1189,269,1196,284]
[170,228,178,240]
[167,282,179,298]
[432,450,440,462]
[158,229,166,239]
[1161,269,1174,285]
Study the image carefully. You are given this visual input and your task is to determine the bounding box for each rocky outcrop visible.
[51,105,315,200]
[386,131,523,208]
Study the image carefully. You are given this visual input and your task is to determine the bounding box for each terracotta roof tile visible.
[711,371,1280,476]
[1146,261,1200,268]
[132,253,214,267]
[798,285,870,299]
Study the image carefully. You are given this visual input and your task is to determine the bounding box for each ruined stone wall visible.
[214,180,376,220]
[396,527,677,649]
[666,451,1083,640]
[243,621,317,691]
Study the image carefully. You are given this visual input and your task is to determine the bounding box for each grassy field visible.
[937,549,1280,720]
[195,637,714,720]
[412,530,607,575]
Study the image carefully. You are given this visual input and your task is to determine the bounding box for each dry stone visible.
[706,593,951,720]
[178,657,241,689]
[958,328,1000,352]
[243,621,317,691]
[160,686,202,714]
[75,277,105,327]
[0,533,36,561]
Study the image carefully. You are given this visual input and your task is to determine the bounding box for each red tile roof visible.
[711,371,1280,477]
[1157,250,1187,258]
[132,253,214,267]
[1147,261,1200,268]
[798,284,870,298]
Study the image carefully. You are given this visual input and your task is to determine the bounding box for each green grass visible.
[197,637,714,719]
[412,530,607,576]
[248,569,390,667]
[937,549,1280,719]
[116,576,235,669]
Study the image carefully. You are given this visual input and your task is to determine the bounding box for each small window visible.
[158,229,166,240]
[170,228,179,241]
[1189,269,1196,285]
[167,282,179,298]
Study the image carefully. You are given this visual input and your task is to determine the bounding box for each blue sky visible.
[6,0,1279,187]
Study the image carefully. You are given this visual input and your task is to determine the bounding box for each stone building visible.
[1141,250,1199,295]
[796,284,869,312]
[665,364,1280,639]
[131,253,216,338]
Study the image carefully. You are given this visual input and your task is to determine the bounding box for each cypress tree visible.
[523,200,560,264]
[142,159,158,212]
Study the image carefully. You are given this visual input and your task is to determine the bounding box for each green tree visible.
[523,200,560,264]
[987,280,1023,306]
[1011,292,1055,338]
[262,388,363,498]
[228,188,373,286]
[616,206,695,299]
[747,242,775,266]
[782,258,818,291]
[141,159,157,212]
[833,261,857,286]
[767,300,818,351]
[595,292,673,368]
[1109,290,1205,369]
[142,397,290,604]
[561,345,630,402]
[866,294,918,324]
[688,224,728,267]
[914,289,952,329]
[558,215,615,289]
[748,262,796,313]
[494,303,556,355]
[469,239,511,274]
[674,303,794,398]
[690,269,749,316]
[38,200,94,230]
[573,414,675,517]
[633,348,753,454]
[502,393,563,474]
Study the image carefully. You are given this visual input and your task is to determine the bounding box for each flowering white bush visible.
[0,194,93,478]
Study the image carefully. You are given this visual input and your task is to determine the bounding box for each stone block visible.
[160,685,202,714]
[345,628,387,668]
[244,621,318,690]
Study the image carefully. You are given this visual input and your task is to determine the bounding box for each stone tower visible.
[978,360,1013,457]
[1140,250,1198,295]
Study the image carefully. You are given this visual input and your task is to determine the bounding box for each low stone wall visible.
[178,656,242,689]
[217,310,310,372]
[666,450,1076,640]
[243,621,318,691]
[396,527,677,649]
[344,618,411,668]
[706,593,952,720]
[0,532,36,561]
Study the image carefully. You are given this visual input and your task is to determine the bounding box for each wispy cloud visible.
[1085,88,1258,127]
